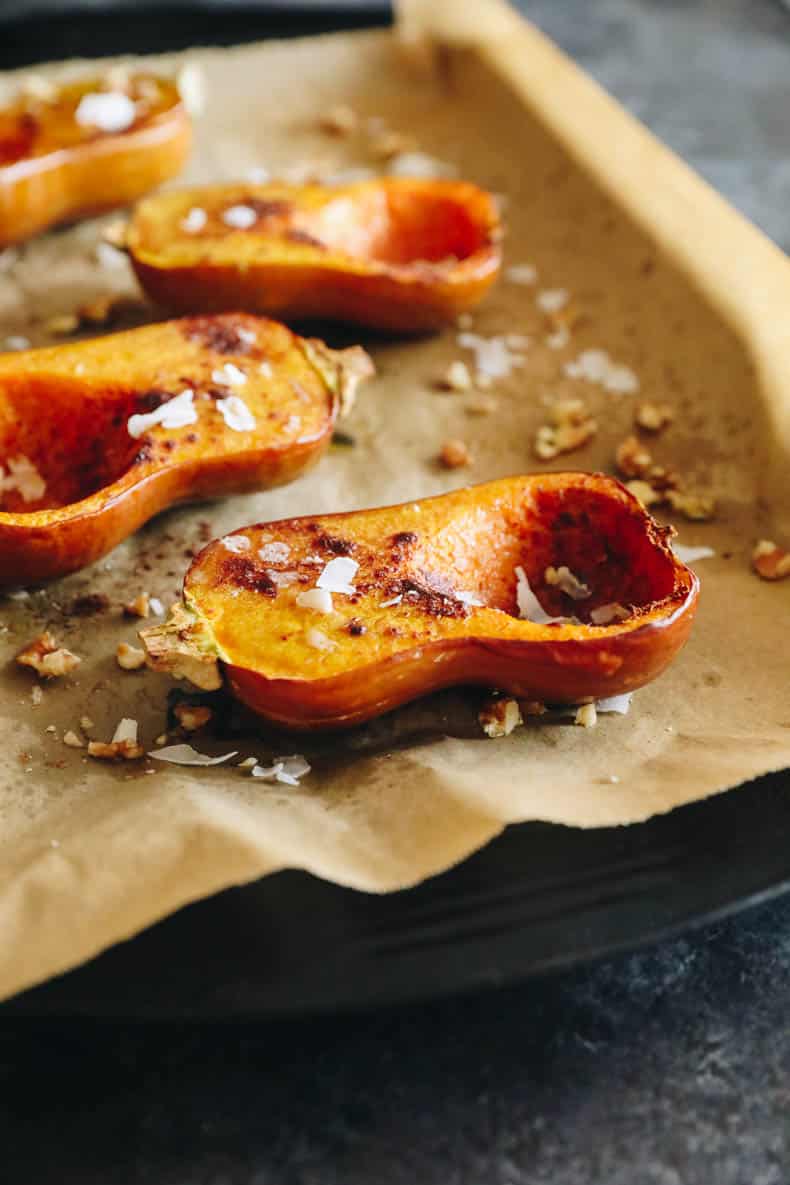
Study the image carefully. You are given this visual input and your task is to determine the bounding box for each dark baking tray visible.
[2,3,790,1018]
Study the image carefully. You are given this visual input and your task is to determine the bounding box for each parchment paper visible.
[0,0,788,1004]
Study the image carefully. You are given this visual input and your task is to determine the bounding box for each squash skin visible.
[0,74,191,247]
[0,313,371,585]
[126,179,503,331]
[146,474,699,730]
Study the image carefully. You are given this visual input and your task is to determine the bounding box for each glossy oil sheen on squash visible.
[0,313,372,585]
[142,474,699,729]
[127,178,502,330]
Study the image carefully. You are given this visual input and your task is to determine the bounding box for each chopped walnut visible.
[625,479,662,509]
[635,402,673,433]
[87,739,144,761]
[479,696,523,738]
[666,489,716,522]
[439,438,472,469]
[534,400,597,461]
[752,539,790,581]
[173,703,213,732]
[44,312,80,336]
[16,632,81,678]
[63,730,83,748]
[575,702,598,728]
[615,434,653,479]
[319,104,358,136]
[436,360,472,392]
[116,643,146,671]
[123,591,150,618]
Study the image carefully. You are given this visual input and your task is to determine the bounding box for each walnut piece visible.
[87,739,144,761]
[615,434,653,479]
[752,539,790,581]
[116,642,146,671]
[123,592,150,619]
[436,360,472,392]
[479,697,523,738]
[534,400,597,461]
[16,632,81,678]
[665,489,716,522]
[575,703,598,728]
[173,703,214,732]
[439,438,472,469]
[635,402,674,433]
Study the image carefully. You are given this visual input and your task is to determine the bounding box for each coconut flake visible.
[217,394,255,432]
[181,206,207,233]
[236,327,256,346]
[112,717,138,745]
[296,588,334,614]
[505,263,537,285]
[596,693,633,715]
[0,455,46,502]
[536,288,568,314]
[149,743,238,766]
[221,535,250,554]
[149,596,165,616]
[75,91,136,133]
[316,557,358,595]
[222,204,258,230]
[672,543,715,564]
[544,565,591,600]
[305,627,336,651]
[251,754,311,786]
[127,390,197,438]
[380,595,402,608]
[211,362,247,387]
[456,590,483,607]
[515,566,567,625]
[258,541,290,563]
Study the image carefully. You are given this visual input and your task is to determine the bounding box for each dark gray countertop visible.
[3,2,790,1182]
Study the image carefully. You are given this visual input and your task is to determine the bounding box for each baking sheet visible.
[0,0,789,1004]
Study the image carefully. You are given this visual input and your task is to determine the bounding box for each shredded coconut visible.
[672,543,715,565]
[181,206,207,233]
[222,204,258,230]
[75,91,136,133]
[149,744,238,766]
[217,394,255,431]
[221,535,250,554]
[0,455,46,502]
[505,263,537,285]
[536,288,568,314]
[127,390,197,438]
[305,627,336,651]
[515,567,567,625]
[380,595,402,607]
[211,362,247,387]
[296,588,334,614]
[456,590,483,607]
[316,557,358,595]
[564,349,639,394]
[250,754,311,786]
[258,541,290,563]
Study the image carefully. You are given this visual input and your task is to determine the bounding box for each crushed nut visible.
[534,400,597,460]
[16,632,81,678]
[751,539,790,581]
[116,642,147,671]
[319,104,358,136]
[88,739,144,760]
[173,703,213,732]
[665,489,716,521]
[43,312,80,336]
[63,730,83,748]
[635,402,673,433]
[80,715,95,732]
[625,479,662,508]
[436,360,472,392]
[479,696,523,738]
[545,565,591,600]
[575,702,598,728]
[123,591,150,618]
[615,434,653,479]
[439,438,472,469]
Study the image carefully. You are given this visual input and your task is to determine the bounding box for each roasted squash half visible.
[141,474,699,730]
[0,313,371,585]
[0,73,191,247]
[126,179,503,331]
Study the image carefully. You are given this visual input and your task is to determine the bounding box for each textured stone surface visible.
[3,2,790,1181]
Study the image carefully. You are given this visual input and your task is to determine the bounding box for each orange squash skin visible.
[0,74,191,247]
[0,314,371,585]
[156,474,699,730]
[126,179,503,331]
